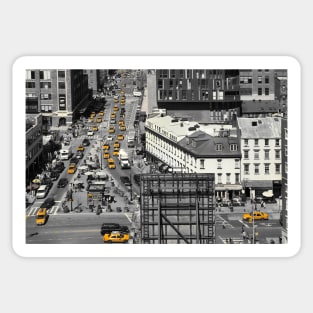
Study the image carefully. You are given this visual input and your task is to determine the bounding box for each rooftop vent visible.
[171,119,179,123]
[252,121,258,126]
[258,120,262,124]
[194,124,200,128]
[180,118,188,121]
[188,127,196,131]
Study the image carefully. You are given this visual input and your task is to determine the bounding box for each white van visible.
[36,185,49,199]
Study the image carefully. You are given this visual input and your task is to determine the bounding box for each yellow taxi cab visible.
[96,117,102,123]
[242,211,269,222]
[111,112,116,119]
[120,90,125,95]
[109,126,115,134]
[67,163,76,174]
[120,100,125,105]
[113,140,120,148]
[77,145,84,151]
[92,125,98,132]
[103,231,129,243]
[89,117,95,123]
[113,106,119,111]
[113,148,119,156]
[118,119,124,126]
[119,124,126,131]
[117,134,124,141]
[102,143,110,150]
[114,96,119,103]
[98,111,104,116]
[90,112,96,118]
[36,208,48,226]
[108,158,116,169]
[103,151,110,159]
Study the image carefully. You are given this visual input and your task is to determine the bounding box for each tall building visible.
[239,69,276,101]
[156,69,241,122]
[25,69,89,128]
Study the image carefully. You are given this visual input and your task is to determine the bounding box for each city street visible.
[26,213,132,244]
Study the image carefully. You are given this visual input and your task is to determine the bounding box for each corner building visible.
[25,69,89,128]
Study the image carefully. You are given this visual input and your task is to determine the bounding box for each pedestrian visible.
[242,231,247,241]
[222,221,226,229]
[261,200,265,208]
[241,225,245,233]
[229,238,233,244]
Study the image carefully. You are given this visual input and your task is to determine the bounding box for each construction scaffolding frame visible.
[140,173,215,244]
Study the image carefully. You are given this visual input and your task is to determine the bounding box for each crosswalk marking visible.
[26,206,60,217]
[218,236,244,244]
[215,215,234,228]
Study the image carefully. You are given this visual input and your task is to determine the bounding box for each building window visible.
[264,150,270,160]
[254,164,260,175]
[264,139,269,146]
[40,70,51,80]
[254,150,259,160]
[200,159,205,169]
[158,80,163,89]
[170,70,176,78]
[275,150,281,159]
[216,144,222,151]
[275,139,280,147]
[226,173,231,184]
[26,81,35,88]
[244,164,249,175]
[258,76,262,83]
[244,139,249,146]
[275,164,281,174]
[40,93,52,100]
[59,94,66,110]
[265,88,269,96]
[217,159,222,169]
[41,104,52,112]
[265,76,269,84]
[235,159,240,169]
[58,81,65,89]
[235,173,240,184]
[217,173,222,184]
[58,70,65,78]
[244,150,249,160]
[264,163,270,175]
[240,76,252,84]
[230,144,238,151]
[179,70,184,78]
[40,82,51,89]
[26,70,36,80]
[258,88,262,95]
[254,139,259,146]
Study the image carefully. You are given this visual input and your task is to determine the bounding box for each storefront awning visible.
[215,184,242,191]
[245,180,272,188]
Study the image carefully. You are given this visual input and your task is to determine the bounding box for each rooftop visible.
[237,117,281,139]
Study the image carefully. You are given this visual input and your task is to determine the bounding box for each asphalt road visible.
[26,213,132,244]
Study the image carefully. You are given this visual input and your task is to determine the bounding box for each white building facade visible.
[237,117,282,199]
[145,115,242,200]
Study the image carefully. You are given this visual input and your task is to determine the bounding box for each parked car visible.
[106,135,114,141]
[87,130,94,136]
[100,223,129,235]
[57,178,68,188]
[54,161,65,173]
[50,170,60,181]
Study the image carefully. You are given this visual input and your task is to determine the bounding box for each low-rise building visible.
[237,117,282,199]
[145,115,241,200]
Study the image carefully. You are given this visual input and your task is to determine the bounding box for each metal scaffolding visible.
[140,173,215,244]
